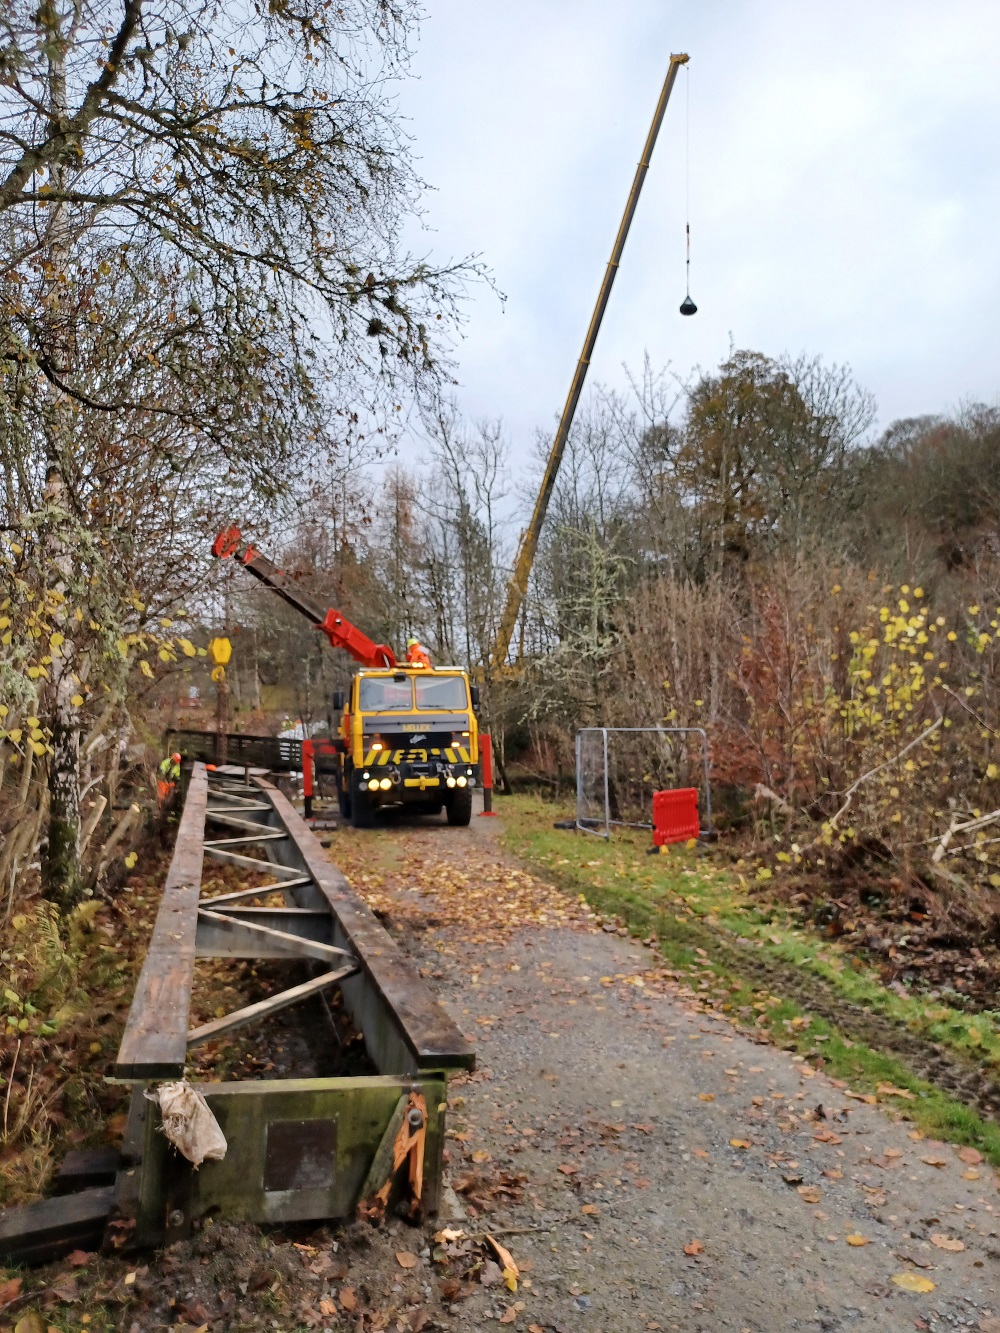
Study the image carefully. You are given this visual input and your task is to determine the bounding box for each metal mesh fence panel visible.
[575,728,608,836]
[576,727,711,837]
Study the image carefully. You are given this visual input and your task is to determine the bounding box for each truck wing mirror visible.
[470,685,480,708]
[332,690,345,711]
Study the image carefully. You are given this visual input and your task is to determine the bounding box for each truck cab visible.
[335,666,480,827]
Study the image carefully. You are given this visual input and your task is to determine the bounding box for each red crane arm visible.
[212,527,398,669]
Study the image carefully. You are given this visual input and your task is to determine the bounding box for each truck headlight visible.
[368,779,380,792]
[446,775,456,788]
[456,775,467,788]
[379,777,392,791]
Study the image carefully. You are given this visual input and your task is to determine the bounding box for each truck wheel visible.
[352,789,376,829]
[445,787,473,827]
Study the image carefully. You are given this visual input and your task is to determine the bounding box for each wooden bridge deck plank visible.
[114,765,208,1080]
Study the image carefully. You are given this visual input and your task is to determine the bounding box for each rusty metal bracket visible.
[356,1090,427,1224]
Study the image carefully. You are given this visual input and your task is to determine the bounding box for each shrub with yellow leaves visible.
[734,568,1000,908]
[1,518,208,909]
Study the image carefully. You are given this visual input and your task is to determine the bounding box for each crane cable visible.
[685,61,691,296]
[680,61,697,316]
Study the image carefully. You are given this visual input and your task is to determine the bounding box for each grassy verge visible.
[498,793,1000,1166]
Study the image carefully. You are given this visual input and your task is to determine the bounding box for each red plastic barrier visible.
[479,732,497,817]
[652,787,700,846]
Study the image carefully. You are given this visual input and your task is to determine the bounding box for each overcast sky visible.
[396,0,1000,461]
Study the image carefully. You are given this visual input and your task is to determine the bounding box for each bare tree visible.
[0,0,471,904]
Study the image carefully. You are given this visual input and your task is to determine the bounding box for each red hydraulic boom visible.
[211,527,398,669]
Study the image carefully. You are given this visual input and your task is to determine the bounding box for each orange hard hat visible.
[171,752,181,763]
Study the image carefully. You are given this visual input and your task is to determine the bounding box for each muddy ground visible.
[5,803,1000,1333]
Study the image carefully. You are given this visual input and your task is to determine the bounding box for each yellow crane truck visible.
[212,528,480,828]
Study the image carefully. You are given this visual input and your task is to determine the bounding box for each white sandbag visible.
[148,1080,227,1168]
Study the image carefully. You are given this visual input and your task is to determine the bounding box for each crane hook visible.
[680,224,697,315]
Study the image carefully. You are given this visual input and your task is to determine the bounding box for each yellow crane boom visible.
[490,51,690,671]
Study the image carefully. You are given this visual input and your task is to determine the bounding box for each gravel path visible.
[334,813,1000,1333]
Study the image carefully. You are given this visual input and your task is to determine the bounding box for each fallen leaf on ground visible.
[480,1260,504,1287]
[813,1129,842,1144]
[962,1169,981,1180]
[66,1251,93,1268]
[894,1249,935,1269]
[797,1186,821,1203]
[892,1272,936,1293]
[958,1146,983,1165]
[434,1227,465,1243]
[693,1148,710,1159]
[822,1168,844,1180]
[51,1276,79,1302]
[485,1235,520,1291]
[845,1234,870,1246]
[471,1149,491,1163]
[179,1299,211,1326]
[395,1251,418,1268]
[683,1239,703,1256]
[930,1234,965,1252]
[979,1319,1000,1333]
[845,1090,877,1104]
[921,1156,949,1168]
[698,1093,715,1102]
[14,1316,45,1333]
[730,1139,751,1149]
[0,1279,22,1307]
[580,1204,599,1215]
[557,1163,579,1175]
[877,1083,917,1100]
[340,1288,357,1311]
[884,1148,903,1159]
[499,1308,518,1325]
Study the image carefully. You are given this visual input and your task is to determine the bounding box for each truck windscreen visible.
[359,677,414,711]
[415,675,468,710]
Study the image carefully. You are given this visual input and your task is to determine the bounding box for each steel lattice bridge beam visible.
[105,763,474,1246]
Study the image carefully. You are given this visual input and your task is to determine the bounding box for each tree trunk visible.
[39,20,84,912]
[45,702,81,908]
[41,469,83,911]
